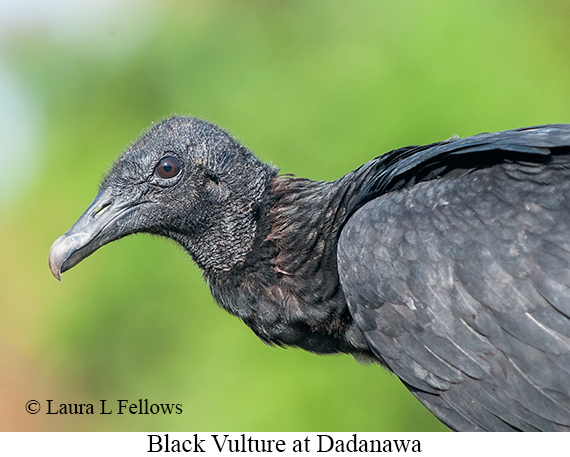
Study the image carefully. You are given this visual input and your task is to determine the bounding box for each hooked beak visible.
[48,188,141,280]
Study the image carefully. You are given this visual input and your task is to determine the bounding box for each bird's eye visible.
[155,156,181,179]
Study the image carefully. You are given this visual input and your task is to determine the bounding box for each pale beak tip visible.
[48,235,66,281]
[51,267,62,282]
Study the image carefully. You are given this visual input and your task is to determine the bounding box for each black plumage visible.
[49,117,570,431]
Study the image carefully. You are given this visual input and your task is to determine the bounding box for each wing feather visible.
[338,129,570,430]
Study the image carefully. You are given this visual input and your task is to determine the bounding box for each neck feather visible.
[206,164,383,360]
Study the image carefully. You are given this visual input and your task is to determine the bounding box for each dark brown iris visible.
[156,156,181,179]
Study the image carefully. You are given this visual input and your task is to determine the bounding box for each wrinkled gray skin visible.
[50,117,372,359]
[50,117,570,431]
[50,118,273,275]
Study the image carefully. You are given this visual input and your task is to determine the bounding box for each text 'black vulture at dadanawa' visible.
[49,117,570,431]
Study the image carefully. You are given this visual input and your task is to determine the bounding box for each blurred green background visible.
[2,0,570,432]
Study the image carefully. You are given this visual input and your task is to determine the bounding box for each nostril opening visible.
[92,201,112,219]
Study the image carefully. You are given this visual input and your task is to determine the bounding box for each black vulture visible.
[49,117,570,431]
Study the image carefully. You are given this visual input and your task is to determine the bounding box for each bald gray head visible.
[49,116,278,279]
